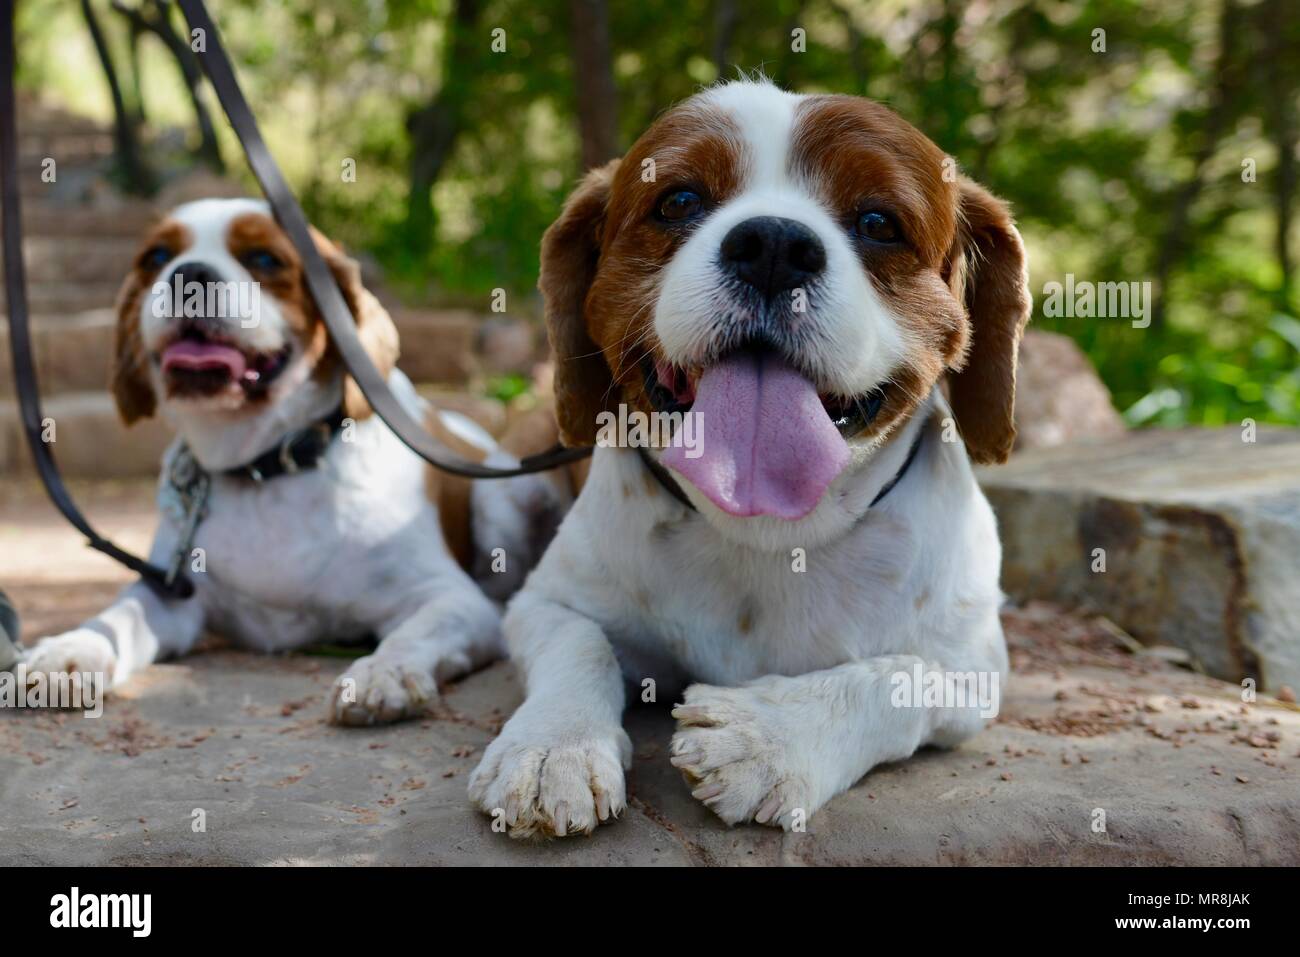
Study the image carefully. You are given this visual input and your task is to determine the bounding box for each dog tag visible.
[165,446,211,588]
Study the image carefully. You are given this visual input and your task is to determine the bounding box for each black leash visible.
[1,5,192,598]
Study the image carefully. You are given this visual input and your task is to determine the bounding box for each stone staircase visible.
[0,95,537,478]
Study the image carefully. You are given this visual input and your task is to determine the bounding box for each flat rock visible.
[981,427,1300,693]
[1,482,1297,866]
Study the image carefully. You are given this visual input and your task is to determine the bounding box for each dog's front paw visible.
[329,654,439,726]
[23,630,117,698]
[671,681,821,830]
[468,708,631,839]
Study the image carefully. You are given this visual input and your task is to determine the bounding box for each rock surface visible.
[981,427,1300,693]
[1,481,1297,866]
[1012,329,1126,451]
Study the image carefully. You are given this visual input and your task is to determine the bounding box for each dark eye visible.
[855,210,901,244]
[242,249,283,272]
[140,246,172,270]
[656,189,704,223]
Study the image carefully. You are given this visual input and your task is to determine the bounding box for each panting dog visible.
[469,80,1031,835]
[21,198,564,725]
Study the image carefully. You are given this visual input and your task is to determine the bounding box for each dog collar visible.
[159,408,348,591]
[638,426,925,515]
[218,407,349,483]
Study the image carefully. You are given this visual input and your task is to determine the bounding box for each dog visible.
[21,198,564,725]
[468,79,1031,836]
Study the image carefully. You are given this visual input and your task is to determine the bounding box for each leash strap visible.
[176,0,591,480]
[0,4,192,599]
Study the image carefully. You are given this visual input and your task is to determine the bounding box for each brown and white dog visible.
[469,80,1031,835]
[22,198,563,724]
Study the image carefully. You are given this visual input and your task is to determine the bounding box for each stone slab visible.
[981,427,1300,692]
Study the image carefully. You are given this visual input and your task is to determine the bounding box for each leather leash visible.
[0,0,590,606]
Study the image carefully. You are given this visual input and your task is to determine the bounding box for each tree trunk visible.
[1261,0,1295,306]
[405,0,479,246]
[1151,0,1243,330]
[569,0,619,170]
[81,0,153,194]
[112,0,224,171]
[713,0,739,81]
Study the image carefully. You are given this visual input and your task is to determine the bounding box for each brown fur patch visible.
[112,219,193,424]
[423,408,490,570]
[791,96,972,443]
[945,180,1032,463]
[539,103,743,446]
[498,405,589,499]
[225,213,400,421]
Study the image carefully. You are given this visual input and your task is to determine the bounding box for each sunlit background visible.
[16,0,1300,426]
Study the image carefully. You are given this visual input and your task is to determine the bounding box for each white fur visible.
[24,199,536,726]
[470,82,1010,835]
[654,82,909,402]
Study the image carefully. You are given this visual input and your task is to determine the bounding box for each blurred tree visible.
[81,0,154,193]
[569,0,619,169]
[17,0,1300,426]
[111,0,224,171]
[406,0,480,250]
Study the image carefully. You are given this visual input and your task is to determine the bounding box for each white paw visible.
[468,706,631,838]
[23,630,117,698]
[671,681,820,830]
[329,654,439,726]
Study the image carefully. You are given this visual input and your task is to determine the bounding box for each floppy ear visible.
[538,159,619,447]
[945,178,1032,465]
[110,269,156,425]
[313,230,400,422]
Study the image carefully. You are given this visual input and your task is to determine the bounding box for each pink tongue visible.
[161,340,247,379]
[662,352,850,520]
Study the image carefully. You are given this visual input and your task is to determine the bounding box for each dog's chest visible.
[576,499,923,685]
[157,430,439,648]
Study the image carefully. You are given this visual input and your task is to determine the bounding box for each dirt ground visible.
[1,480,1297,865]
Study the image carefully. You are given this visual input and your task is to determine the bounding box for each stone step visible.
[0,311,117,396]
[18,137,113,167]
[391,309,478,385]
[15,100,107,138]
[0,391,171,479]
[980,427,1300,693]
[0,308,502,399]
[0,280,120,316]
[0,234,138,284]
[0,381,510,478]
[20,202,157,238]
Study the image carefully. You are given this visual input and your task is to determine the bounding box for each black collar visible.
[216,407,348,483]
[637,426,926,515]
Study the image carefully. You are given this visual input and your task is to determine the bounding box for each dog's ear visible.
[110,267,156,425]
[944,178,1032,465]
[539,159,620,447]
[313,229,400,422]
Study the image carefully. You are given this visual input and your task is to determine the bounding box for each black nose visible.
[719,216,826,298]
[170,262,225,289]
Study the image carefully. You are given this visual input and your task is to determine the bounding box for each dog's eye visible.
[241,249,283,272]
[855,210,901,244]
[140,246,172,270]
[657,189,704,223]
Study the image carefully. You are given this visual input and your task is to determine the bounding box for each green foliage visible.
[20,0,1300,426]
